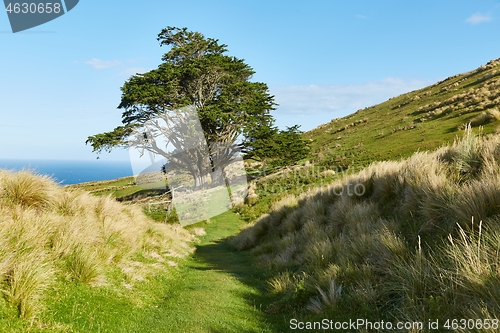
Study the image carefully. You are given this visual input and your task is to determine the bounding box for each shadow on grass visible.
[191,239,293,332]
[444,125,459,134]
[116,188,170,201]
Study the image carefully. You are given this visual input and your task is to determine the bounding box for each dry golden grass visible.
[230,127,500,323]
[245,182,259,204]
[0,170,57,208]
[0,170,193,318]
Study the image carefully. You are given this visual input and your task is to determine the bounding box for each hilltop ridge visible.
[231,125,500,324]
[305,57,500,168]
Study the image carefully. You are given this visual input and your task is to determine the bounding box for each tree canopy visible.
[244,125,310,167]
[86,27,308,187]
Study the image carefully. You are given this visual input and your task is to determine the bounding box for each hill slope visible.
[230,129,500,325]
[305,58,500,168]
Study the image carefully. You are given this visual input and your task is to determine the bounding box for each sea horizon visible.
[0,159,137,185]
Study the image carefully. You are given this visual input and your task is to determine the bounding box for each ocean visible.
[0,159,135,185]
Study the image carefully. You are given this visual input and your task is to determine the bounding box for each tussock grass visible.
[460,108,500,129]
[0,170,57,208]
[0,170,192,319]
[230,128,500,324]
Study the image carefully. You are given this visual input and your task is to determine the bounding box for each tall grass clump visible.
[0,170,192,319]
[230,127,500,324]
[0,170,57,208]
[460,108,500,129]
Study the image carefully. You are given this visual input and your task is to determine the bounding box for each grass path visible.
[42,210,291,333]
[155,211,290,333]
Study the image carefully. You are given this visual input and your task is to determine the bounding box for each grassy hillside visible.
[234,57,500,232]
[0,170,193,330]
[67,176,140,197]
[3,57,499,331]
[230,128,500,329]
[305,58,500,168]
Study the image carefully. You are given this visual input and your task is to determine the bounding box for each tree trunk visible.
[190,156,212,188]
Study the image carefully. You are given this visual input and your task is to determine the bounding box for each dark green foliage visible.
[272,125,310,166]
[86,27,277,165]
[242,125,278,163]
[86,125,135,154]
[244,125,310,167]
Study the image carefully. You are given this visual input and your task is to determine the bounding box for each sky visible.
[1,0,500,161]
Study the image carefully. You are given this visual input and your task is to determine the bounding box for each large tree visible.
[86,27,276,187]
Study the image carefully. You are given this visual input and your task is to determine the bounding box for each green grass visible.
[1,211,294,332]
[68,176,134,190]
[304,58,500,169]
[5,58,500,332]
[230,129,500,330]
[67,176,144,198]
[154,211,290,332]
[237,58,500,234]
[0,170,193,331]
[67,177,169,199]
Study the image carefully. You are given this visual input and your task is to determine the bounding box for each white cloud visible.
[85,58,122,70]
[466,13,492,24]
[269,78,433,131]
[84,58,150,77]
[119,67,148,77]
[271,78,432,117]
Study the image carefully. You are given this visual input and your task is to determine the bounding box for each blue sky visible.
[1,0,500,160]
